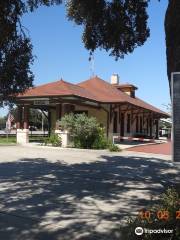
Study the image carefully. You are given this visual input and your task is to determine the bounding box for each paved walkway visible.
[0,145,178,240]
[127,142,172,155]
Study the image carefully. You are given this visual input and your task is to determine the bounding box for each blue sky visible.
[0,0,169,116]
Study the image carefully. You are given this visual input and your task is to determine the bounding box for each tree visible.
[0,0,61,105]
[0,0,178,101]
[165,0,180,92]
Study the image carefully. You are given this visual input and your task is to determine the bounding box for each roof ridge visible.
[78,76,107,85]
[32,79,64,89]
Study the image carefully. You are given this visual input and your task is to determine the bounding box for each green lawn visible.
[0,135,48,144]
[0,136,16,144]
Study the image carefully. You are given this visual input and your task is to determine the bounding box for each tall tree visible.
[165,0,180,92]
[0,0,179,102]
[0,0,62,105]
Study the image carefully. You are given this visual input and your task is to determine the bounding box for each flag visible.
[8,113,15,123]
[6,113,14,130]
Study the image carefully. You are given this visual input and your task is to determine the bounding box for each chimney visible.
[110,74,119,85]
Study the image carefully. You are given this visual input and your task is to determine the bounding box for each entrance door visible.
[120,113,124,137]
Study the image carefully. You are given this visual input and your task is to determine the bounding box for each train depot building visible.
[14,75,169,146]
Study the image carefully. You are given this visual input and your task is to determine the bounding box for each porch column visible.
[16,105,23,129]
[155,119,159,139]
[48,110,51,137]
[55,104,69,147]
[146,118,149,135]
[23,105,29,129]
[55,103,62,130]
[150,118,153,138]
[16,105,29,144]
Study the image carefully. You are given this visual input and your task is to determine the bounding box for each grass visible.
[0,135,49,145]
[0,136,16,144]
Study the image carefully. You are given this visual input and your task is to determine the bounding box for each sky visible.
[0,0,169,116]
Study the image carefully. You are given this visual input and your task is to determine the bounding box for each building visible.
[14,75,169,145]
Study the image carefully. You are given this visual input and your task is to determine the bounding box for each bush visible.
[43,134,62,147]
[119,188,180,240]
[60,113,108,149]
[92,127,109,149]
[108,143,121,152]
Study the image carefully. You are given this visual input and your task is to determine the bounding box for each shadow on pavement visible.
[0,154,179,240]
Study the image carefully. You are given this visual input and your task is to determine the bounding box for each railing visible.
[112,135,162,145]
[0,130,48,137]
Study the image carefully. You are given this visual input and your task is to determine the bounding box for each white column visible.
[55,130,69,147]
[17,129,29,144]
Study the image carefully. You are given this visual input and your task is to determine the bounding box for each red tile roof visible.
[17,76,169,116]
[78,77,168,116]
[18,79,98,101]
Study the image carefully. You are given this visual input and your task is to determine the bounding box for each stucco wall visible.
[74,105,108,131]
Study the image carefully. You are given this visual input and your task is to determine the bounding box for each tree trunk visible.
[165,0,180,95]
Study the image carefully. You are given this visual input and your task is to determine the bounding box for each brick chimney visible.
[110,74,119,85]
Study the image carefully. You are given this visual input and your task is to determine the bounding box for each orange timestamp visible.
[139,210,180,222]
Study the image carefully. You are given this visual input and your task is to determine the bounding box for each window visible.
[127,114,131,133]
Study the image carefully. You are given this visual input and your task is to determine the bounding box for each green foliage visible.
[0,0,176,102]
[43,134,62,147]
[0,116,6,129]
[108,143,120,152]
[58,113,75,133]
[0,0,62,104]
[0,1,34,105]
[60,113,108,149]
[92,127,109,149]
[120,188,180,240]
[0,136,16,144]
[67,0,150,59]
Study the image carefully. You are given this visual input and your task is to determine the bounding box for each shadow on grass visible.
[0,154,179,240]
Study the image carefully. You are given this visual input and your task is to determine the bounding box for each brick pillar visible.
[16,105,23,129]
[23,105,29,129]
[17,105,29,144]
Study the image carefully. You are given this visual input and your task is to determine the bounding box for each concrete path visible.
[0,145,179,240]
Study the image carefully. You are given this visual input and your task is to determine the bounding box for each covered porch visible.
[14,99,163,147]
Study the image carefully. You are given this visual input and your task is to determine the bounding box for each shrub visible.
[119,188,180,240]
[43,134,62,147]
[58,113,75,132]
[60,113,108,149]
[92,127,109,149]
[108,143,121,152]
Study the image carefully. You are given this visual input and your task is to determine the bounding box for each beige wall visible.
[74,105,108,131]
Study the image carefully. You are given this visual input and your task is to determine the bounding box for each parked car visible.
[29,126,37,131]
